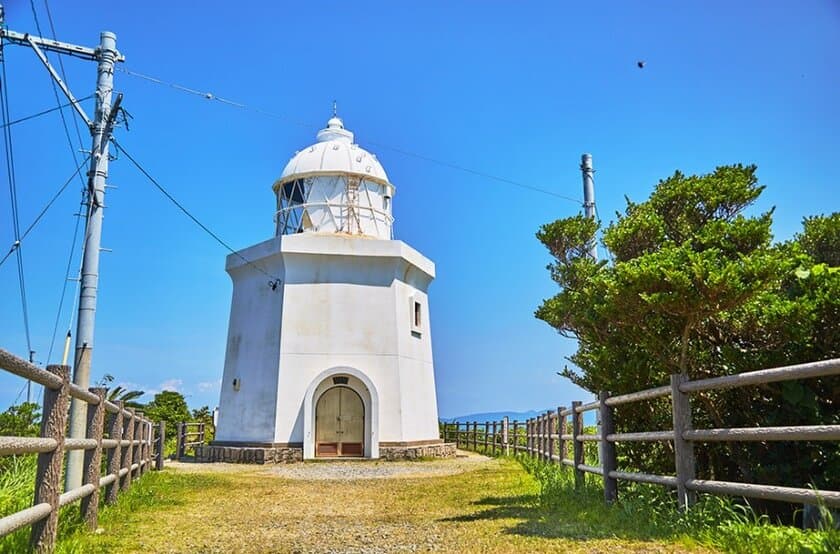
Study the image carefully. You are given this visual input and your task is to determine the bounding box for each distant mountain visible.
[440,410,548,424]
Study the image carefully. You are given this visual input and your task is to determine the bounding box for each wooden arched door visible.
[315,386,364,457]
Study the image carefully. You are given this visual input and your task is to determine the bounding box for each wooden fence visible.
[0,348,165,553]
[442,358,840,510]
[175,421,206,459]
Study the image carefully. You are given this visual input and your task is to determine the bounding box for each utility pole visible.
[580,153,597,261]
[1,14,124,490]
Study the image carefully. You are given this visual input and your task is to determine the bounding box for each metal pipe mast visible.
[0,17,123,490]
[580,153,597,261]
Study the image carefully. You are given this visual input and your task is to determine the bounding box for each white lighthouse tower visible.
[204,114,451,462]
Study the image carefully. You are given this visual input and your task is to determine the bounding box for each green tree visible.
[144,390,191,437]
[536,165,839,500]
[191,406,215,444]
[0,402,40,437]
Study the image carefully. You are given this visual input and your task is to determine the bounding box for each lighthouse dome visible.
[273,115,395,239]
[276,117,389,187]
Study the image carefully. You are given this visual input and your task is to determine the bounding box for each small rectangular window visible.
[410,295,423,335]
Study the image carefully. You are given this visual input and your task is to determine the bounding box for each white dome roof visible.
[276,117,389,187]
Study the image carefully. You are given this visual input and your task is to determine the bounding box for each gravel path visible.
[169,450,491,481]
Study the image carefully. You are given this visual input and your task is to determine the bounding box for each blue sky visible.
[1,1,838,418]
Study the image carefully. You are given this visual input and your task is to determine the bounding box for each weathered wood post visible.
[199,422,206,446]
[131,410,141,478]
[106,401,124,505]
[526,419,531,456]
[599,391,618,504]
[80,387,107,529]
[176,422,184,460]
[155,421,166,470]
[532,418,538,458]
[120,408,136,491]
[483,421,489,453]
[143,419,152,473]
[512,420,518,455]
[671,373,697,509]
[472,421,477,450]
[557,406,566,464]
[491,421,498,455]
[572,400,584,489]
[502,417,509,456]
[544,413,550,460]
[135,411,145,475]
[30,364,70,553]
[547,410,555,464]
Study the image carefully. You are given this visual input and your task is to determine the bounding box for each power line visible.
[42,0,87,151]
[0,155,90,268]
[111,138,282,286]
[0,94,93,129]
[0,45,33,356]
[45,192,86,365]
[117,67,583,205]
[29,0,88,191]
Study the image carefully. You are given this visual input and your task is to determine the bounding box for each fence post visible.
[135,411,145,475]
[106,401,124,505]
[526,419,531,456]
[491,421,497,455]
[544,413,550,461]
[134,413,143,476]
[502,417,509,456]
[557,406,565,464]
[80,387,107,529]
[599,391,618,504]
[572,400,584,489]
[143,419,151,474]
[483,421,489,453]
[176,422,184,460]
[512,421,518,455]
[29,364,70,553]
[121,408,136,491]
[547,410,555,464]
[532,418,537,458]
[155,421,166,470]
[472,421,477,450]
[671,373,697,509]
[542,413,548,460]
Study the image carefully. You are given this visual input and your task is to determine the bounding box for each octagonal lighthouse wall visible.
[214,233,441,456]
[214,115,442,459]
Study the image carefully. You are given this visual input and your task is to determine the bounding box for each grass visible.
[0,455,221,554]
[1,452,837,553]
[519,455,840,554]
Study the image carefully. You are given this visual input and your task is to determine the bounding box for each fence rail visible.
[0,348,166,553]
[442,357,840,510]
[175,421,207,460]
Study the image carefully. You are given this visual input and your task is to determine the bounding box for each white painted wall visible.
[215,234,440,457]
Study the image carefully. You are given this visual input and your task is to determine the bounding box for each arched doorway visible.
[315,386,364,457]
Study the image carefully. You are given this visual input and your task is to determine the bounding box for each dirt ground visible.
[81,452,710,553]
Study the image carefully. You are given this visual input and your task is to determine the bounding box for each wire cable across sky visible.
[117,66,583,205]
[111,138,283,287]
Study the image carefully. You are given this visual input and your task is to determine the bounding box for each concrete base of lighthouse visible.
[193,441,456,464]
[212,233,444,462]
